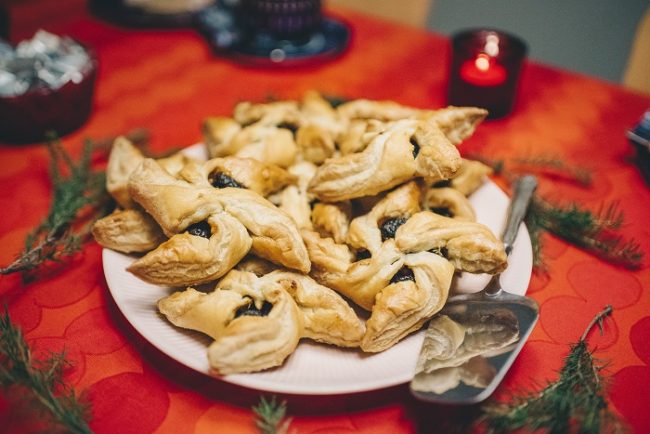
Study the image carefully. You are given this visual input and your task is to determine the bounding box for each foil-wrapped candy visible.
[0,30,92,97]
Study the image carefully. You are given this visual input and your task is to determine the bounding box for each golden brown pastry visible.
[346,181,423,255]
[158,265,365,373]
[127,211,251,286]
[301,174,507,351]
[106,137,145,209]
[233,100,301,127]
[295,124,336,164]
[232,91,345,165]
[294,91,346,163]
[395,211,507,274]
[337,99,487,146]
[304,182,422,311]
[362,251,454,352]
[235,255,278,277]
[303,229,402,310]
[178,156,295,196]
[300,183,457,351]
[126,159,310,285]
[337,98,421,121]
[106,136,193,209]
[308,119,461,202]
[419,107,488,146]
[266,270,365,347]
[423,187,476,221]
[302,228,454,352]
[311,201,351,244]
[268,161,317,229]
[337,119,374,155]
[202,117,242,159]
[447,159,493,196]
[158,271,302,374]
[91,208,166,253]
[204,118,297,168]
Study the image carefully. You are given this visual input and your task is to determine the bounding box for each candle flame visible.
[475,54,490,72]
[484,34,500,56]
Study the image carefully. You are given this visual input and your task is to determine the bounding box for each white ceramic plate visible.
[103,146,533,395]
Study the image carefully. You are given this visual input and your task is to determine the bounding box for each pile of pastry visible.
[92,91,506,375]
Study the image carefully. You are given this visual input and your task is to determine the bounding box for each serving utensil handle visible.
[502,175,537,255]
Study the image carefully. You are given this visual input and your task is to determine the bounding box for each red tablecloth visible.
[2,4,650,433]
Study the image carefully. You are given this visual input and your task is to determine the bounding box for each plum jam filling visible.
[410,136,420,158]
[432,180,452,188]
[355,249,371,261]
[186,221,211,238]
[429,247,449,258]
[431,207,454,218]
[209,171,245,189]
[277,122,299,136]
[380,217,408,241]
[390,266,415,284]
[235,300,273,318]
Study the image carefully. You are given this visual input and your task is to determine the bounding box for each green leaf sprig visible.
[480,305,625,434]
[469,153,643,270]
[528,198,643,270]
[253,396,292,434]
[0,136,111,282]
[0,128,152,283]
[0,307,92,433]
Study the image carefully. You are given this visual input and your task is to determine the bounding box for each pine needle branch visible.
[253,396,292,434]
[511,156,593,186]
[467,152,644,270]
[530,197,643,269]
[0,136,113,282]
[0,307,93,433]
[481,305,625,434]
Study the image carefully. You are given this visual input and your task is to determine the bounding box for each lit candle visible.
[447,29,527,119]
[459,53,507,87]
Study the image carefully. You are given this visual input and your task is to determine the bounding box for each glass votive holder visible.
[0,33,97,144]
[447,29,527,119]
[240,0,323,42]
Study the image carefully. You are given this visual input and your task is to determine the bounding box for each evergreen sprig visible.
[481,305,624,434]
[528,198,643,269]
[468,153,644,270]
[0,136,113,282]
[512,156,593,186]
[0,307,92,433]
[253,396,292,434]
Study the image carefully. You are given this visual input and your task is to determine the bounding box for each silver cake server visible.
[410,175,539,404]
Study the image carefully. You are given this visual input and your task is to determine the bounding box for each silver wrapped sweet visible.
[0,30,92,97]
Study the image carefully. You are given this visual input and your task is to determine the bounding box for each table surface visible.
[2,4,650,434]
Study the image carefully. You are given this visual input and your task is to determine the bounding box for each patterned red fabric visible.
[1,4,649,433]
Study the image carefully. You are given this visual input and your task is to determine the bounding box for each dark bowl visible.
[0,47,98,145]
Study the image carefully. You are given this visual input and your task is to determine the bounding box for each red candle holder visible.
[447,29,527,119]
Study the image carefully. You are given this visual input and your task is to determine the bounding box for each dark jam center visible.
[277,122,299,135]
[410,136,420,158]
[429,247,449,258]
[431,207,454,218]
[390,266,415,284]
[380,217,408,241]
[235,300,273,318]
[432,180,452,188]
[209,171,245,189]
[186,220,211,238]
[355,249,371,261]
